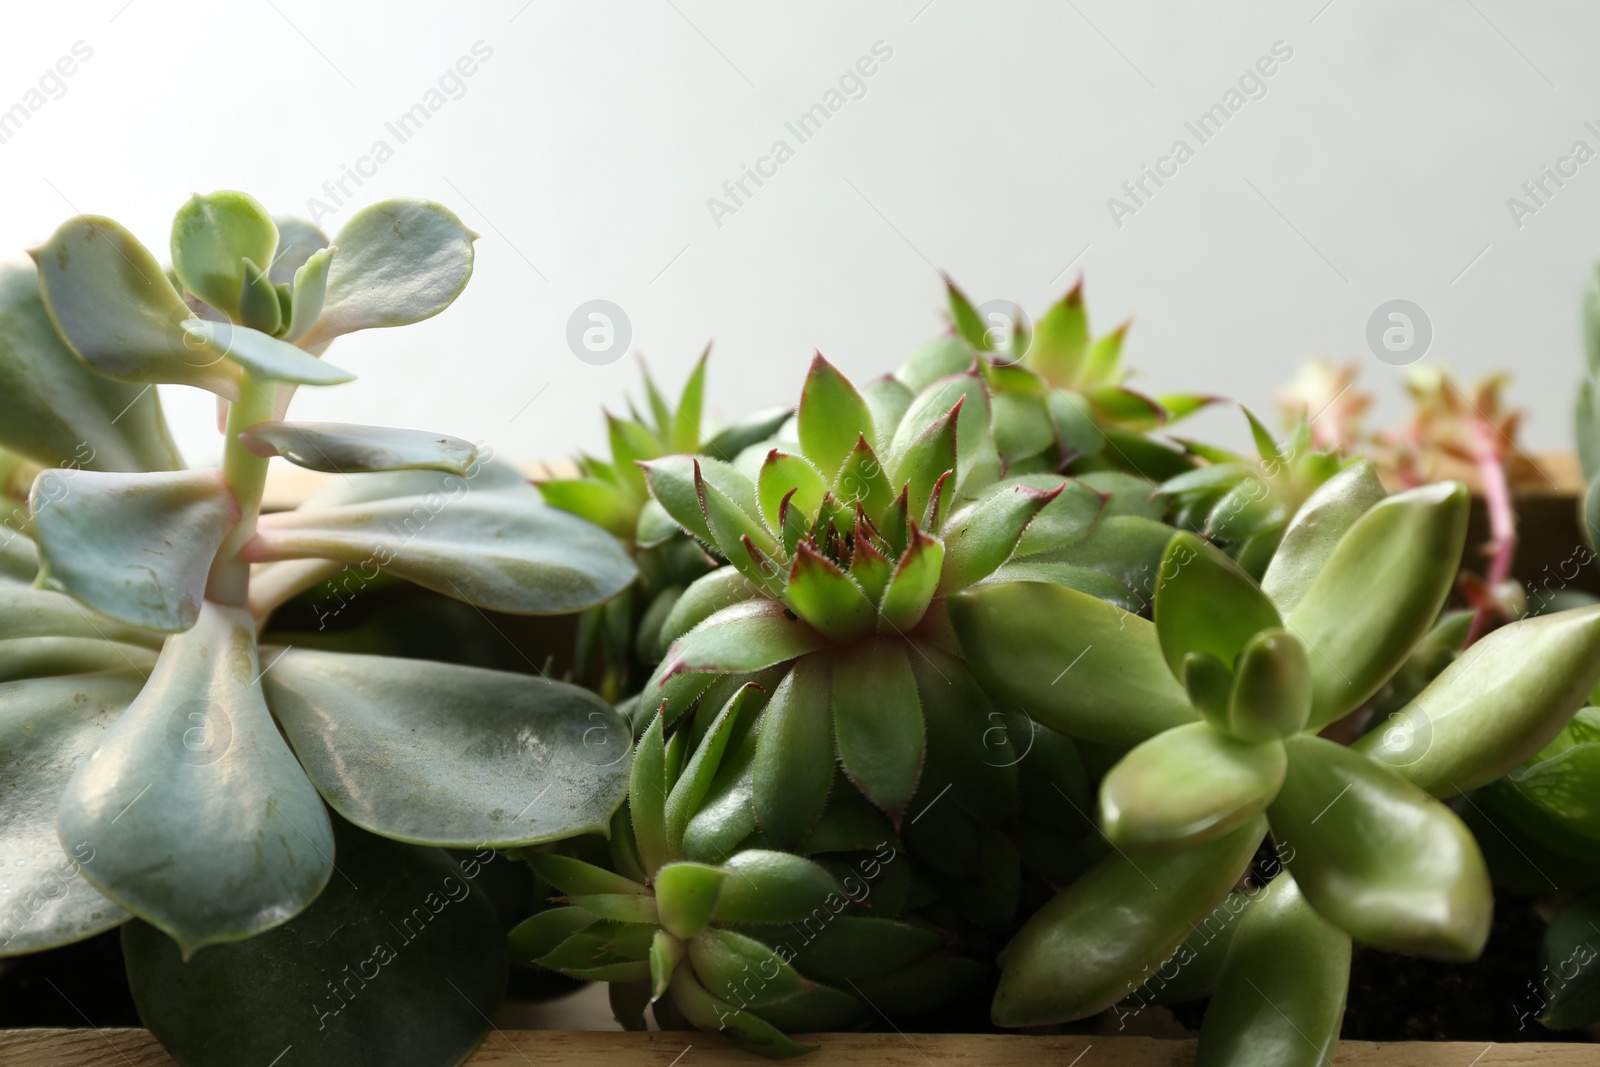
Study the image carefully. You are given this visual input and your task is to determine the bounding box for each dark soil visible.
[0,929,138,1028]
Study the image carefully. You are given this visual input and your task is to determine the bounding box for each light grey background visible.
[2,1,1596,468]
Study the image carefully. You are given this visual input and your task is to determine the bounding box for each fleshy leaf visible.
[1154,531,1281,678]
[832,639,925,819]
[786,542,874,642]
[896,334,975,393]
[1099,722,1286,852]
[1259,460,1386,614]
[238,258,283,335]
[170,191,278,317]
[860,375,915,447]
[262,648,630,848]
[298,199,476,349]
[937,482,1062,594]
[835,436,895,523]
[630,713,669,876]
[1228,628,1312,743]
[267,218,330,285]
[0,585,164,649]
[669,966,812,1059]
[890,373,998,496]
[282,245,334,343]
[56,603,334,955]
[660,600,828,680]
[890,398,960,522]
[1268,734,1490,959]
[31,216,242,400]
[713,850,839,924]
[665,684,761,857]
[878,524,944,631]
[180,319,354,385]
[798,354,876,478]
[752,656,834,848]
[757,451,826,534]
[240,421,477,475]
[655,862,726,939]
[32,468,240,632]
[689,927,811,1007]
[1025,282,1089,387]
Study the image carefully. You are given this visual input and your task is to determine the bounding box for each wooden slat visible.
[0,1030,1592,1066]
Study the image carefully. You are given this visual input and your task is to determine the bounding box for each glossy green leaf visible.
[123,816,504,1067]
[631,713,669,876]
[298,199,476,348]
[779,915,941,983]
[666,684,761,857]
[1122,889,1248,1009]
[283,246,334,343]
[798,354,875,477]
[1100,722,1286,852]
[1260,460,1385,614]
[1539,892,1600,1029]
[785,543,874,642]
[833,639,925,818]
[896,334,975,393]
[31,216,242,400]
[1154,531,1281,677]
[661,600,827,680]
[689,927,810,1007]
[714,850,839,924]
[878,524,944,631]
[1184,652,1233,731]
[0,265,182,472]
[241,421,477,475]
[669,966,812,1059]
[1353,606,1600,797]
[527,854,646,898]
[508,906,597,964]
[753,656,834,848]
[1268,735,1490,959]
[1288,481,1469,729]
[891,372,998,496]
[1196,873,1350,1067]
[1229,628,1312,742]
[262,647,630,847]
[757,451,826,533]
[860,374,915,447]
[244,471,635,614]
[1026,283,1089,386]
[950,581,1196,746]
[657,568,762,652]
[890,398,960,522]
[992,816,1265,1026]
[56,603,333,955]
[0,670,138,956]
[655,861,726,939]
[32,468,240,632]
[170,191,278,317]
[937,482,1060,594]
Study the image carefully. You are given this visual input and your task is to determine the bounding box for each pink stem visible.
[1464,419,1516,647]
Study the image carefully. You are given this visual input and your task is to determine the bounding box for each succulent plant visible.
[512,681,978,1056]
[539,356,789,699]
[0,193,638,1063]
[953,459,1600,1060]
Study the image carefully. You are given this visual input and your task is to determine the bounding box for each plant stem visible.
[1465,418,1516,647]
[206,371,275,606]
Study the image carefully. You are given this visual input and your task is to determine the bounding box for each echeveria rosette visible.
[899,278,1215,481]
[512,683,972,1058]
[0,193,637,1065]
[540,355,790,699]
[955,462,1600,1058]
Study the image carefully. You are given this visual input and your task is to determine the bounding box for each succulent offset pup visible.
[0,193,637,1064]
[955,459,1600,1062]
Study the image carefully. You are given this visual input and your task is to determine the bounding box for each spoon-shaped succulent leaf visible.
[951,581,1196,746]
[669,966,812,1059]
[237,258,283,335]
[31,216,243,400]
[31,468,240,632]
[0,266,182,472]
[296,199,476,349]
[0,585,164,649]
[1259,460,1385,614]
[661,600,829,681]
[752,656,835,848]
[179,319,354,385]
[937,482,1062,594]
[261,648,631,848]
[833,639,925,819]
[1154,531,1281,677]
[1183,652,1233,731]
[878,523,944,631]
[239,421,478,476]
[757,451,826,533]
[1288,481,1469,730]
[1267,735,1490,959]
[56,604,334,956]
[992,816,1266,1026]
[1228,628,1312,743]
[1195,873,1350,1067]
[170,191,278,318]
[713,851,840,924]
[1352,606,1600,797]
[798,353,876,477]
[0,670,138,955]
[243,473,635,614]
[1100,722,1287,852]
[267,218,330,285]
[282,246,334,343]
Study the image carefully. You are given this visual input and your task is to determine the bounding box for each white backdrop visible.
[3,1,1598,467]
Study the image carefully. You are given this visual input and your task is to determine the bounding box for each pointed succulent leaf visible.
[298,199,475,348]
[1084,384,1163,431]
[123,816,504,1067]
[31,468,240,632]
[752,656,834,849]
[0,670,138,956]
[0,265,182,472]
[654,862,725,939]
[658,568,762,652]
[170,191,278,317]
[662,599,829,680]
[1538,893,1600,1029]
[1100,723,1286,852]
[1260,460,1386,614]
[32,216,243,400]
[993,816,1265,1026]
[244,471,635,614]
[508,906,598,965]
[785,542,874,642]
[528,854,647,898]
[951,581,1196,746]
[56,604,334,955]
[605,412,658,500]
[1154,531,1281,677]
[283,246,334,342]
[832,639,925,818]
[1229,628,1312,743]
[849,528,894,604]
[878,524,944,631]
[672,351,709,452]
[669,966,812,1059]
[897,333,975,393]
[891,398,960,522]
[180,318,354,385]
[944,276,991,351]
[798,354,876,477]
[861,374,915,447]
[703,406,792,463]
[714,850,839,924]
[1195,873,1350,1067]
[1008,476,1104,557]
[1353,606,1600,797]
[835,435,895,523]
[563,892,659,924]
[650,929,686,999]
[757,451,826,534]
[697,460,778,566]
[1047,389,1106,460]
[891,373,998,496]
[937,483,1062,594]
[991,391,1056,463]
[782,915,943,983]
[690,927,811,1006]
[240,421,476,475]
[642,455,714,542]
[538,919,655,971]
[1288,481,1469,729]
[665,683,762,857]
[630,713,669,876]
[262,648,630,847]
[1268,734,1491,959]
[979,561,1142,613]
[1025,282,1089,386]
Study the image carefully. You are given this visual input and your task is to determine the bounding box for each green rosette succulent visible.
[540,355,789,699]
[511,682,977,1058]
[954,460,1600,1061]
[0,193,637,1065]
